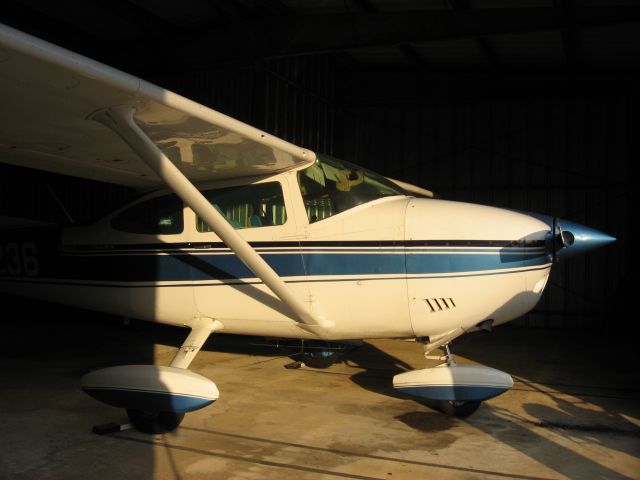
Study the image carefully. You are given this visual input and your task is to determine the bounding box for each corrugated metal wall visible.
[342,86,629,330]
[262,56,338,156]
[152,55,339,156]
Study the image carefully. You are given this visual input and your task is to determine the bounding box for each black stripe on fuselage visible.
[1,264,552,289]
[62,239,547,252]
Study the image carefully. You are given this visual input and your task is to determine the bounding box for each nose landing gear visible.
[394,340,513,418]
[436,399,482,418]
[433,343,482,418]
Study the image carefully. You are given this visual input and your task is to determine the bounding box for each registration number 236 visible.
[0,242,39,277]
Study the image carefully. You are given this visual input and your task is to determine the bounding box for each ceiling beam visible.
[333,51,364,70]
[446,0,498,69]
[0,0,115,60]
[474,37,498,68]
[88,0,177,34]
[397,44,428,68]
[253,0,293,16]
[347,0,377,14]
[124,6,640,70]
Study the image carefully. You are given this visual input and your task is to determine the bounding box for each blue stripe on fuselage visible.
[190,253,306,281]
[3,236,550,283]
[406,251,548,275]
[63,248,549,282]
[301,252,406,276]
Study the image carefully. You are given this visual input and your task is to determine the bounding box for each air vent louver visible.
[424,298,456,312]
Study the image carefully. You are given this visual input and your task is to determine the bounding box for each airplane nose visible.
[522,212,615,262]
[552,218,616,261]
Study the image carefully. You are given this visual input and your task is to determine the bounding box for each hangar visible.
[0,1,636,479]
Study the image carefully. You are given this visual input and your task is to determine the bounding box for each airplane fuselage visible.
[0,167,552,341]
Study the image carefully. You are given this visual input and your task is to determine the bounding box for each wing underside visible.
[0,23,315,189]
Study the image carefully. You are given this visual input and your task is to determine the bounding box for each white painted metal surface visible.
[0,181,553,341]
[0,23,314,188]
[394,364,514,390]
[81,365,220,401]
[92,105,328,335]
[393,364,514,401]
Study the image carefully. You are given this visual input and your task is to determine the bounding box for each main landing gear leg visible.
[169,318,223,370]
[125,318,222,434]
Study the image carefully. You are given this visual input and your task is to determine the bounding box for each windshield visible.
[297,154,407,223]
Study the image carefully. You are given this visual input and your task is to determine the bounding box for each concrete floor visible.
[0,312,638,480]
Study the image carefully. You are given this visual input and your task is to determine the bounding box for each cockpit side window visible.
[298,155,407,223]
[196,182,287,232]
[111,194,184,234]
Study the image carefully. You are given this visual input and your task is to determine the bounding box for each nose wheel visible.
[424,342,484,418]
[436,400,482,418]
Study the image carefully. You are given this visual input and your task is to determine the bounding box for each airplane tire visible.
[438,400,482,418]
[126,409,185,434]
[301,351,342,369]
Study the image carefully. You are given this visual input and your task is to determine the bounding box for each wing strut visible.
[92,105,330,336]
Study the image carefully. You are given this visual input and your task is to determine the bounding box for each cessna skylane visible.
[0,23,615,433]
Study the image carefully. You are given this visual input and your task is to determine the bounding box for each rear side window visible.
[111,194,183,234]
[197,182,286,232]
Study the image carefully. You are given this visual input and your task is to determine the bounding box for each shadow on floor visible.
[341,328,639,479]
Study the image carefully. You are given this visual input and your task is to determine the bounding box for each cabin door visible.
[189,176,306,329]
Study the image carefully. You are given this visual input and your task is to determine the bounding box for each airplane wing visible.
[0,23,328,334]
[0,23,315,189]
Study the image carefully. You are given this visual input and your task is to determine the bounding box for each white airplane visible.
[0,23,615,434]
